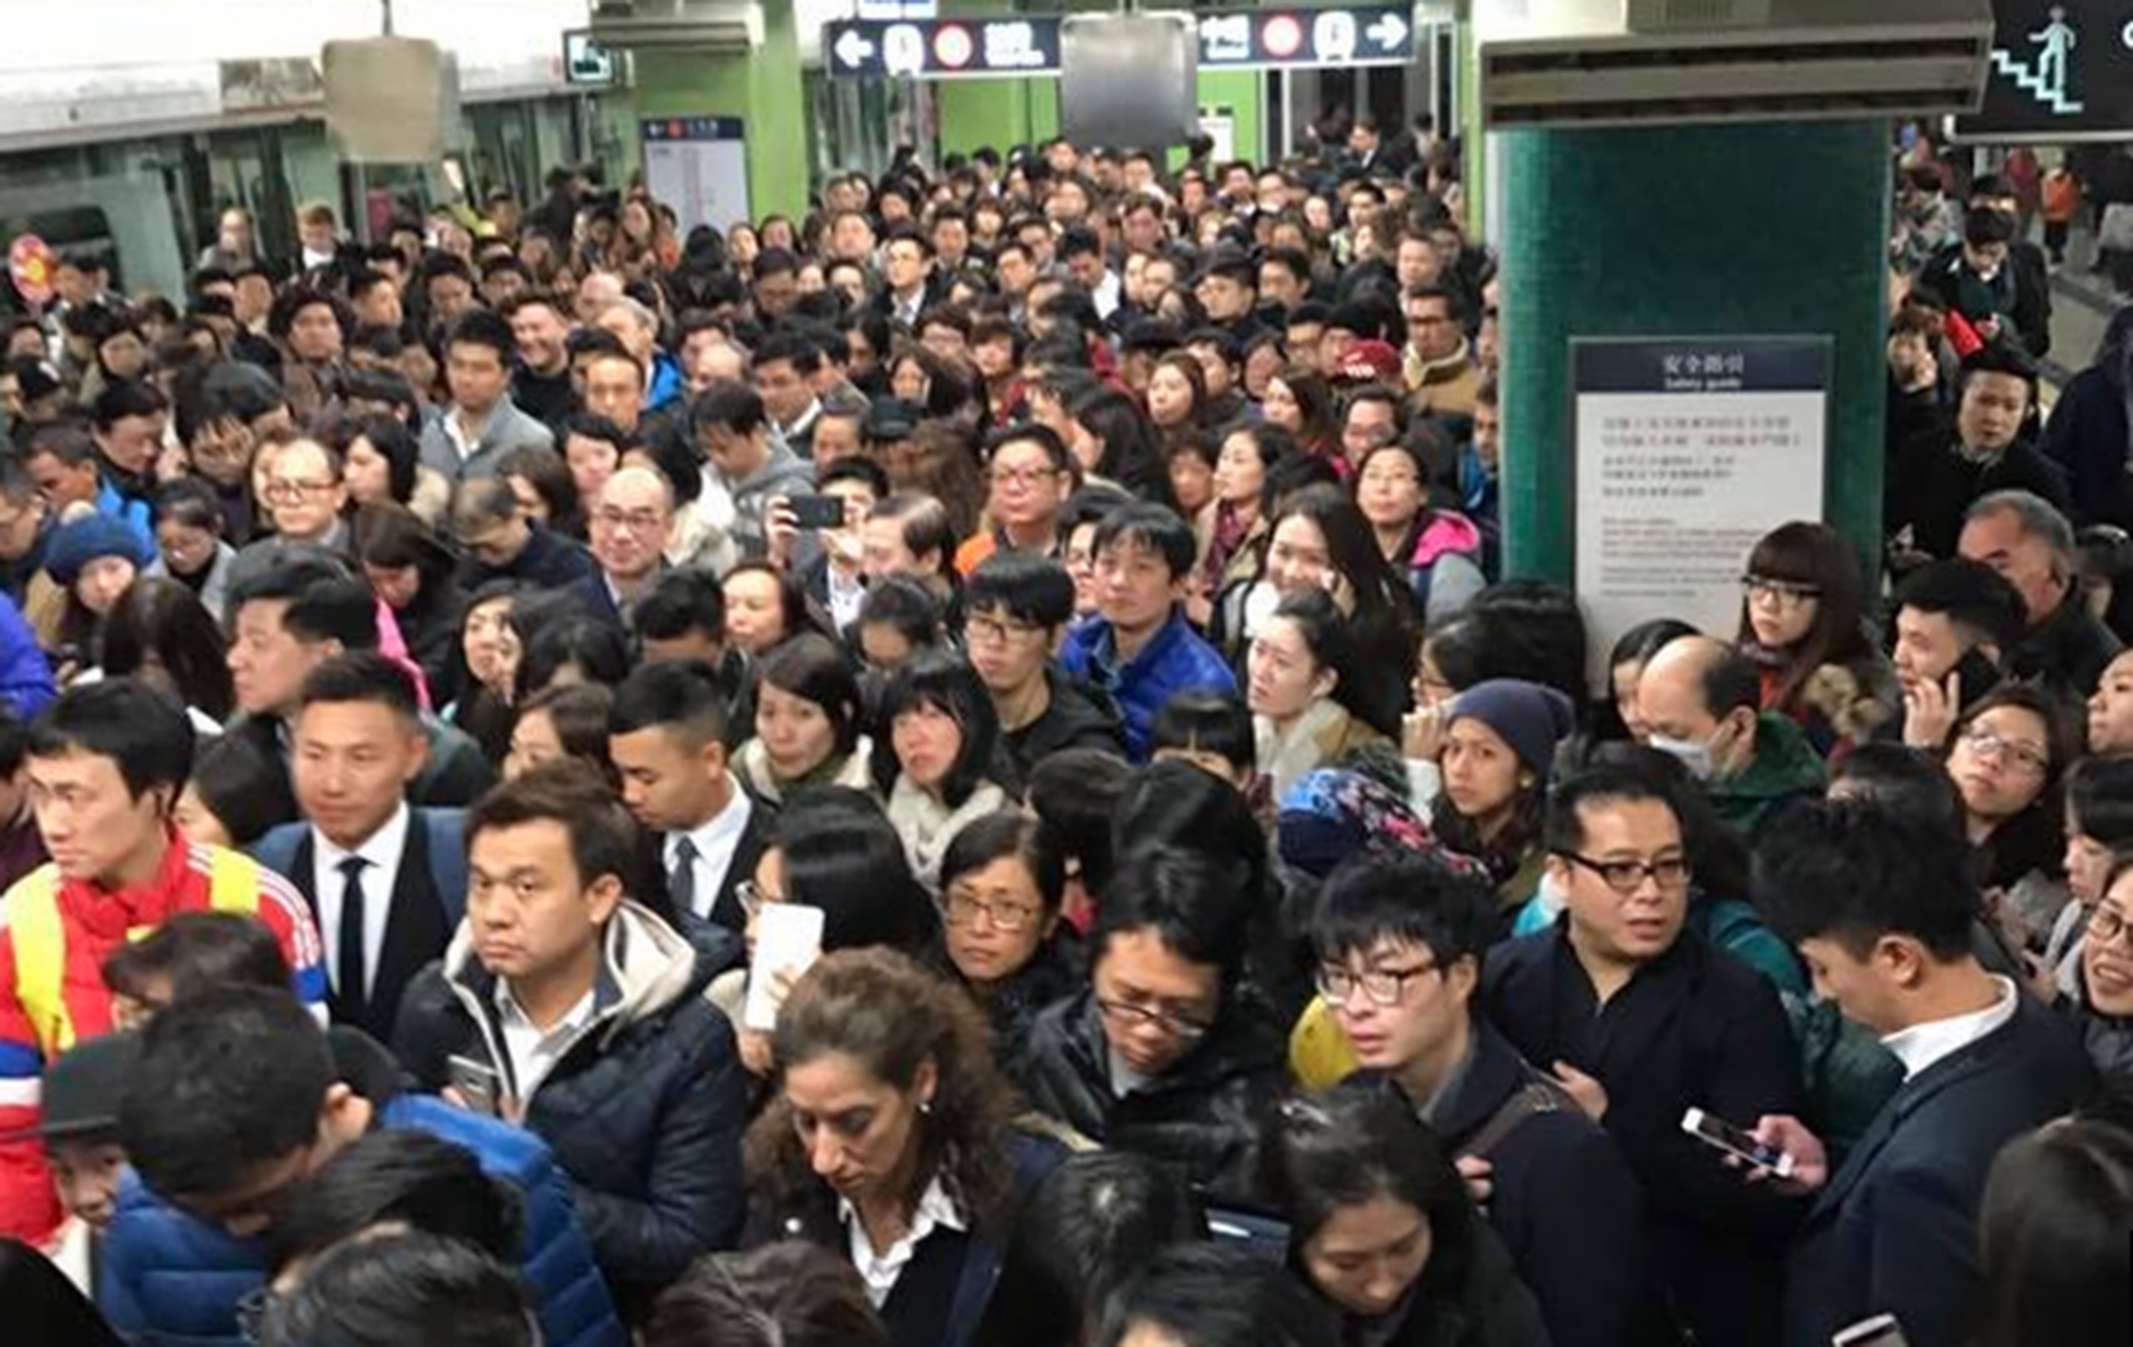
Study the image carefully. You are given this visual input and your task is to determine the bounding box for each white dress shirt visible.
[839,1173,966,1308]
[1879,975,2020,1080]
[826,563,867,632]
[494,983,599,1102]
[667,788,754,921]
[313,802,411,1002]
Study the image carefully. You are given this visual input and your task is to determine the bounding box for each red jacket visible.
[0,828,323,1244]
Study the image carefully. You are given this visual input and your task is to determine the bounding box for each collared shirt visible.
[666,787,753,922]
[781,398,823,445]
[313,802,411,1001]
[839,1174,966,1308]
[826,562,867,632]
[494,982,599,1102]
[1879,974,2020,1080]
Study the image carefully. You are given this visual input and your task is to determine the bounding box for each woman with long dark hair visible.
[742,948,1064,1347]
[872,654,1013,893]
[1260,1079,1549,1347]
[1067,385,1173,507]
[98,576,235,731]
[1261,366,1342,464]
[1248,589,1389,808]
[354,502,467,705]
[1735,521,1897,753]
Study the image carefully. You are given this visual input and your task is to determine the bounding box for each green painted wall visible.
[1496,121,1892,585]
[937,78,1059,157]
[1194,69,1262,163]
[630,0,809,221]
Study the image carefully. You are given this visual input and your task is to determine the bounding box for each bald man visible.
[568,465,674,631]
[1635,635,1827,835]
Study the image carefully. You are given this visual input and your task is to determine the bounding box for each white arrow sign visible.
[834,28,877,68]
[1366,13,1409,51]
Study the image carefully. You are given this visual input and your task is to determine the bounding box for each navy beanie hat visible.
[1448,678,1578,778]
[45,513,152,589]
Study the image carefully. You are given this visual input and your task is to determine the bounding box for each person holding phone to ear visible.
[392,761,750,1314]
[1884,558,2027,752]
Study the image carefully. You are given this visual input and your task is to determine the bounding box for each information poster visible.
[1570,336,1831,680]
[640,118,750,237]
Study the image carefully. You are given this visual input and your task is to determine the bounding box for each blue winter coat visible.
[0,597,55,720]
[98,1093,626,1347]
[1059,606,1236,761]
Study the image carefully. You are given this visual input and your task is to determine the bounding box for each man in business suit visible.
[255,652,464,1044]
[1749,799,2093,1347]
[607,660,770,934]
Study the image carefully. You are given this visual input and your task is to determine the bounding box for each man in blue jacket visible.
[1058,501,1235,760]
[100,985,626,1347]
[1750,800,2094,1347]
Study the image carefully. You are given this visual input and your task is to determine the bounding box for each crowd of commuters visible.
[0,109,2126,1347]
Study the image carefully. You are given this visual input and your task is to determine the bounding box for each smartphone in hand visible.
[448,1054,503,1117]
[1682,1106,1795,1178]
[744,904,825,1032]
[787,493,847,530]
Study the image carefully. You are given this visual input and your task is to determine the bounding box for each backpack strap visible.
[423,810,468,927]
[1461,1077,1578,1160]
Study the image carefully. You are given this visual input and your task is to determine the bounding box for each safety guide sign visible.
[1953,1,2133,142]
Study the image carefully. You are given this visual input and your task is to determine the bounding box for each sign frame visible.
[640,117,752,238]
[1564,334,1835,687]
[824,17,1064,80]
[563,30,622,89]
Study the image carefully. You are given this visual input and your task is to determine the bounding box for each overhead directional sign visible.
[1196,5,1414,69]
[1950,0,2133,144]
[826,7,1416,79]
[825,17,1064,79]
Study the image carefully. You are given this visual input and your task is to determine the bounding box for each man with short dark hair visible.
[1402,283,1483,418]
[101,985,626,1347]
[1635,634,1827,835]
[1058,502,1236,760]
[690,380,813,559]
[419,310,556,481]
[609,661,769,933]
[1885,557,2026,749]
[88,381,167,545]
[1303,852,1655,1347]
[956,423,1075,575]
[0,680,324,1244]
[507,293,577,431]
[392,762,747,1309]
[965,552,1123,780]
[1752,800,2092,1347]
[1487,767,1806,1347]
[1887,346,2068,560]
[876,227,936,330]
[250,654,464,1044]
[752,331,823,460]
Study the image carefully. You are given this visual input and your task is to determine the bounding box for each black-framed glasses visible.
[1096,997,1212,1041]
[2086,902,2132,947]
[1317,961,1439,1007]
[1557,851,1691,895]
[1740,575,1821,605]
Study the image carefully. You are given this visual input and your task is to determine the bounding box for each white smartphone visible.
[1832,1313,1909,1347]
[447,1054,502,1117]
[743,903,825,1032]
[1681,1106,1796,1178]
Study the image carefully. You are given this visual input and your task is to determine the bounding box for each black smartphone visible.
[1952,647,2000,703]
[787,493,846,529]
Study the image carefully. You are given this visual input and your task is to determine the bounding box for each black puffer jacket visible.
[1015,988,1283,1204]
[393,902,750,1311]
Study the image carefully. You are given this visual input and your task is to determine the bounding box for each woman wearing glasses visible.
[936,811,1082,1070]
[1018,846,1283,1206]
[742,948,1065,1347]
[1734,521,1896,755]
[1943,683,2082,915]
[2067,855,2133,1077]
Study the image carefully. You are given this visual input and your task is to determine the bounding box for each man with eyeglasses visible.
[1296,851,1656,1347]
[954,424,1076,576]
[223,437,350,601]
[567,466,675,633]
[1401,282,1483,420]
[1635,634,1827,837]
[964,552,1123,783]
[1485,767,1808,1347]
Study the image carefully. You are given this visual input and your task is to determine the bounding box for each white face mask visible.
[1647,732,1714,781]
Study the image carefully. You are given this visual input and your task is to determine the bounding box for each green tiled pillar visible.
[1496,121,1892,583]
[630,0,810,221]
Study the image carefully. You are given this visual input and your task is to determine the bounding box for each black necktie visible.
[670,836,699,919]
[336,856,369,1024]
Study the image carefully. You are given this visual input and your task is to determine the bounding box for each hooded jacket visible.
[717,441,815,560]
[2043,307,2133,530]
[1707,712,1828,838]
[1017,988,1283,1205]
[391,901,749,1307]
